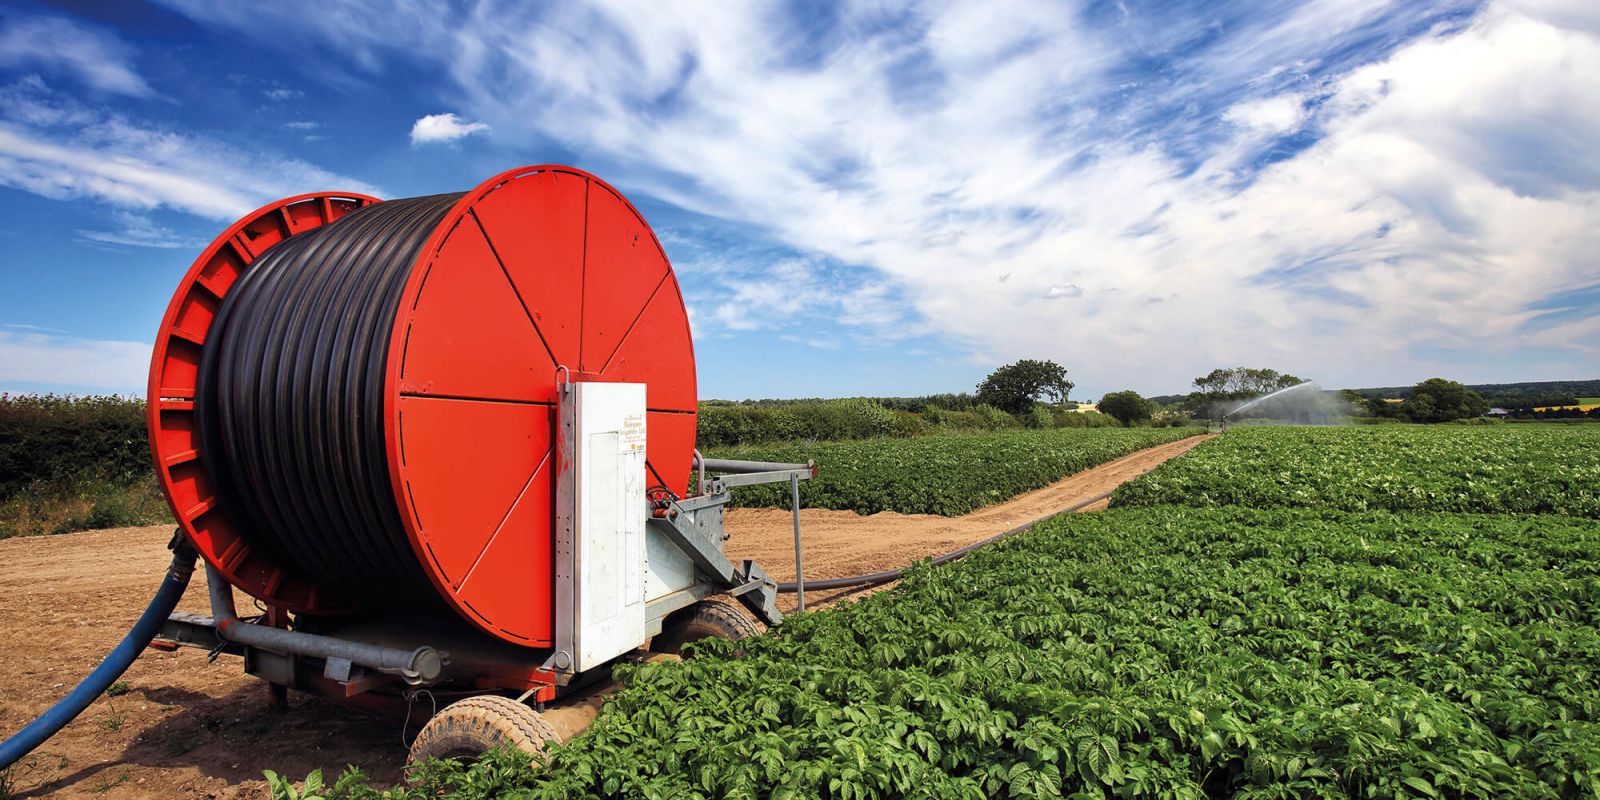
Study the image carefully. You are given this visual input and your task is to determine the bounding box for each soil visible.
[0,434,1211,798]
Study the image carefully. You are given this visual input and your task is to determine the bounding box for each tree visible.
[1184,366,1306,418]
[975,360,1073,414]
[1190,367,1305,401]
[1402,378,1489,423]
[1098,390,1154,426]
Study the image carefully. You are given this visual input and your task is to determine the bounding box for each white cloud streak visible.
[0,82,382,220]
[0,14,152,97]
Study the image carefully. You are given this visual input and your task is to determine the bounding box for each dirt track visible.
[0,434,1210,798]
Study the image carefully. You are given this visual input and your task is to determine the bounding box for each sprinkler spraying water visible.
[1221,381,1349,427]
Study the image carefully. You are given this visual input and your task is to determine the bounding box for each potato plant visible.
[712,427,1202,516]
[1113,424,1600,517]
[318,507,1600,799]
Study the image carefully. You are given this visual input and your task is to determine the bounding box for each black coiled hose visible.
[196,193,464,606]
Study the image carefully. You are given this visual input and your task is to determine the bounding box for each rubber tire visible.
[650,597,764,656]
[406,695,560,765]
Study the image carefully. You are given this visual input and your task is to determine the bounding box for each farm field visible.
[1112,424,1600,517]
[713,426,1202,515]
[311,422,1600,798]
[0,435,1210,798]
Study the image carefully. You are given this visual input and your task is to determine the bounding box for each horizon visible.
[1,1,1596,401]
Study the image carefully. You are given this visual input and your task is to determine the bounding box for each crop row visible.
[708,427,1202,516]
[334,506,1600,798]
[1112,424,1600,517]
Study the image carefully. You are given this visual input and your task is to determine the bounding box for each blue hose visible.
[0,542,197,770]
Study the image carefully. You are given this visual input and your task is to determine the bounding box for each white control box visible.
[565,382,647,672]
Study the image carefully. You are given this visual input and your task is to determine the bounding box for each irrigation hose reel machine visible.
[137,165,813,756]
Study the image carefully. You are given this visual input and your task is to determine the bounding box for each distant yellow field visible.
[1534,404,1600,412]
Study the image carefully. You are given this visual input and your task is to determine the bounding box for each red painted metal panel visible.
[470,170,587,370]
[645,410,698,499]
[579,183,669,374]
[397,397,555,644]
[600,277,698,414]
[398,216,558,402]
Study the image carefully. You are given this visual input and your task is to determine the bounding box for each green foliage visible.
[1113,424,1600,517]
[1352,378,1600,409]
[0,394,169,538]
[1097,390,1154,426]
[1022,405,1054,429]
[265,766,376,800]
[318,506,1600,798]
[968,404,1016,430]
[1403,378,1490,423]
[697,398,899,447]
[974,360,1073,414]
[0,470,168,539]
[1191,367,1305,400]
[713,427,1201,515]
[0,394,149,498]
[1053,410,1117,428]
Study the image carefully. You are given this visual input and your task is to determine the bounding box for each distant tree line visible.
[1352,379,1600,410]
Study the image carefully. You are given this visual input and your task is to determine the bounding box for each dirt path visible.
[0,434,1210,798]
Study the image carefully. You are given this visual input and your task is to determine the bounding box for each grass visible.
[0,473,170,539]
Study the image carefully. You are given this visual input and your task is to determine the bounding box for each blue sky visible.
[0,0,1595,401]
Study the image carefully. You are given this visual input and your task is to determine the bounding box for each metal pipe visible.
[790,474,805,612]
[775,489,1115,593]
[696,457,814,476]
[205,564,444,684]
[1,540,198,770]
[693,448,706,494]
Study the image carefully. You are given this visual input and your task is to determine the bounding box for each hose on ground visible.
[0,536,197,771]
[775,489,1114,593]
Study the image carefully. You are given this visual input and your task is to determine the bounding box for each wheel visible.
[406,695,560,764]
[650,597,764,655]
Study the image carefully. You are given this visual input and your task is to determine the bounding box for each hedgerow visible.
[0,394,168,537]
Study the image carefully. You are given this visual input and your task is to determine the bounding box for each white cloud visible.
[0,331,149,393]
[0,14,152,97]
[156,0,1600,392]
[0,82,381,220]
[409,112,490,144]
[76,211,204,249]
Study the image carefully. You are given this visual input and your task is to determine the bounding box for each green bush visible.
[891,410,930,437]
[1054,410,1117,428]
[970,404,1016,430]
[0,473,169,539]
[697,399,901,446]
[0,394,150,498]
[1023,405,1055,429]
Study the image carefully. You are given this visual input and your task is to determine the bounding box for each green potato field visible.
[302,423,1600,799]
[1111,424,1600,517]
